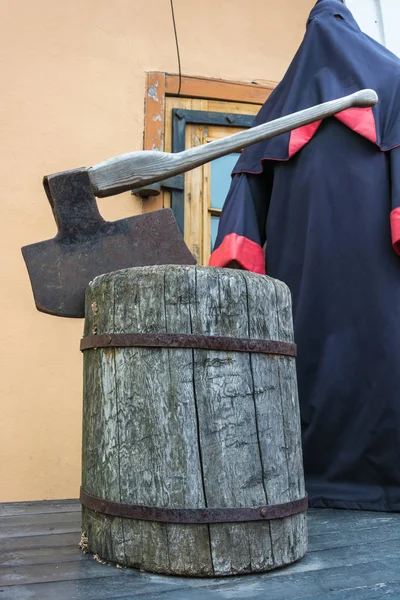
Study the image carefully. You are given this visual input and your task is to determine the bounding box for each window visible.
[142,74,274,265]
[209,154,240,251]
[165,101,258,265]
[345,0,400,56]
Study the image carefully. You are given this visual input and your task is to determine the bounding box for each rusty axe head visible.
[21,169,195,318]
[22,90,378,318]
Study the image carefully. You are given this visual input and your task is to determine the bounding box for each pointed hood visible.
[234,0,400,173]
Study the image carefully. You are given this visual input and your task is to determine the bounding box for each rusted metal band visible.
[80,333,297,357]
[80,488,307,524]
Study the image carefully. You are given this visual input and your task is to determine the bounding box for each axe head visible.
[22,168,196,318]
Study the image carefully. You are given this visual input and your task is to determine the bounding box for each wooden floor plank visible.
[0,524,80,540]
[0,545,82,568]
[0,516,80,540]
[2,527,400,571]
[1,561,400,600]
[0,575,156,600]
[307,509,399,531]
[0,559,134,587]
[136,576,400,600]
[309,508,397,520]
[0,500,79,517]
[307,581,400,600]
[1,537,400,588]
[0,511,80,529]
[309,520,400,552]
[1,502,400,599]
[265,538,400,579]
[124,562,400,600]
[2,532,399,578]
[1,532,79,553]
[2,525,400,572]
[0,515,400,552]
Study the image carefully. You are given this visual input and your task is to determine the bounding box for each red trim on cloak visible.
[390,208,400,256]
[334,106,377,144]
[233,108,380,174]
[289,120,322,157]
[287,107,377,158]
[209,233,266,274]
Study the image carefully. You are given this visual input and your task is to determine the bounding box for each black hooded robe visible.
[210,0,400,511]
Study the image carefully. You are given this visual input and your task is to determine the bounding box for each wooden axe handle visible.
[89,89,378,198]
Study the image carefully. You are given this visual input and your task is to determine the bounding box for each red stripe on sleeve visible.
[209,233,266,274]
[390,208,400,255]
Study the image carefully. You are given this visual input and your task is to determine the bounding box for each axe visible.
[22,89,377,318]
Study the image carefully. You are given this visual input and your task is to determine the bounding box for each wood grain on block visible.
[89,90,378,197]
[81,265,307,576]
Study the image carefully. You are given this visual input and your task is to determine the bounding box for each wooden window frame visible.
[167,108,255,235]
[142,73,276,212]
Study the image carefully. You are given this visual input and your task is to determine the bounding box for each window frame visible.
[142,73,276,214]
[169,108,255,235]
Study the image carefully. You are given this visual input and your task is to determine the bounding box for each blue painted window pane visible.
[210,153,240,209]
[211,216,220,251]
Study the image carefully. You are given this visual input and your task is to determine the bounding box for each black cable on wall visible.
[169,0,182,95]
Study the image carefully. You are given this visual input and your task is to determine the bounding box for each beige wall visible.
[0,0,314,501]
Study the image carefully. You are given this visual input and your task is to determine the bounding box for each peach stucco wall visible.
[0,0,314,501]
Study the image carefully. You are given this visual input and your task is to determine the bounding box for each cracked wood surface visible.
[89,91,377,196]
[81,265,306,576]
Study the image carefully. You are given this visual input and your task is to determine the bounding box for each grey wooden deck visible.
[1,500,400,599]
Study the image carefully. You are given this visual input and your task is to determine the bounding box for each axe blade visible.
[22,169,196,318]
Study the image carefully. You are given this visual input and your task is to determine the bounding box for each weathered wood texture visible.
[2,501,400,599]
[81,265,307,576]
[89,90,377,197]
